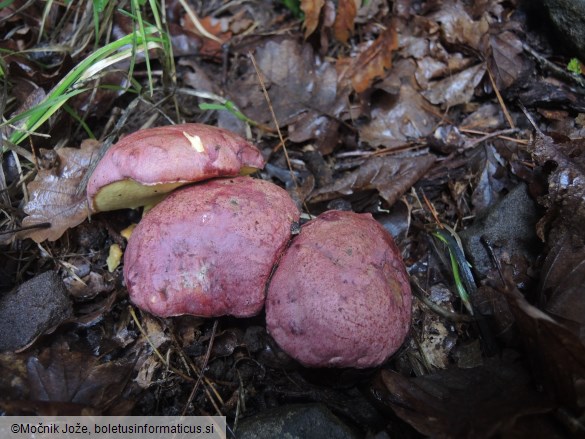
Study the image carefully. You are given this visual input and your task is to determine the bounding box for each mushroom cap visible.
[124,177,300,318]
[266,210,412,368]
[87,124,265,212]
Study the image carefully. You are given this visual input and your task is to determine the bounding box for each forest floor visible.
[1,1,585,437]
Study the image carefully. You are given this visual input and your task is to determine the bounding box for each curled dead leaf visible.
[422,63,486,107]
[182,13,233,58]
[377,354,554,438]
[358,83,440,148]
[333,0,358,43]
[301,0,325,39]
[338,25,398,93]
[18,139,98,243]
[309,153,435,206]
[429,1,489,50]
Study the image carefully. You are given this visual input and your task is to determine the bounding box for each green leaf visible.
[568,58,582,75]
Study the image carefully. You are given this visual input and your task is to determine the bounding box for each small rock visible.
[0,271,72,352]
[236,403,359,439]
[460,183,541,280]
[541,0,585,60]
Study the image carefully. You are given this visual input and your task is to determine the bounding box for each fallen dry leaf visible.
[429,0,489,50]
[309,153,435,206]
[338,25,399,93]
[487,30,532,90]
[358,83,440,148]
[301,0,325,38]
[182,14,233,58]
[354,0,389,24]
[229,38,340,128]
[514,74,585,113]
[288,112,341,155]
[64,271,114,300]
[18,139,98,243]
[421,62,486,107]
[27,340,132,408]
[532,134,585,232]
[333,0,358,43]
[377,354,554,438]
[501,271,585,410]
[470,144,508,212]
[531,134,585,347]
[418,288,456,369]
[540,231,585,342]
[460,102,506,132]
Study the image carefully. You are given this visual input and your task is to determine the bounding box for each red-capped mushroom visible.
[87,123,264,212]
[266,210,412,368]
[124,176,300,318]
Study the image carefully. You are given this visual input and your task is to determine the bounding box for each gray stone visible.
[0,271,72,352]
[542,0,585,60]
[236,403,359,439]
[460,183,540,279]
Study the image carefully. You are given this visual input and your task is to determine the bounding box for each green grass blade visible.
[4,27,161,147]
[432,229,475,315]
[7,89,88,144]
[131,0,154,97]
[63,103,96,139]
[199,101,258,126]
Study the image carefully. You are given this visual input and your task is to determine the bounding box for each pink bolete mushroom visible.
[87,123,264,212]
[266,210,412,368]
[124,176,300,318]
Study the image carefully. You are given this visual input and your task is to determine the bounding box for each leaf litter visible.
[17,139,98,243]
[1,0,585,436]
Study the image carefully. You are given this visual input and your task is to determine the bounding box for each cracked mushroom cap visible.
[266,210,412,368]
[124,177,300,318]
[87,123,264,212]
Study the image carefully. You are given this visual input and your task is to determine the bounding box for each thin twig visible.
[480,235,505,285]
[247,52,300,191]
[517,102,542,134]
[422,192,443,228]
[464,128,520,150]
[487,67,515,129]
[182,320,219,416]
[249,52,313,215]
[128,306,195,383]
[0,222,50,236]
[411,278,472,322]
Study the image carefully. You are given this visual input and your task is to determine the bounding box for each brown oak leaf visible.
[19,139,99,243]
[338,24,398,93]
[333,0,358,43]
[309,153,436,206]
